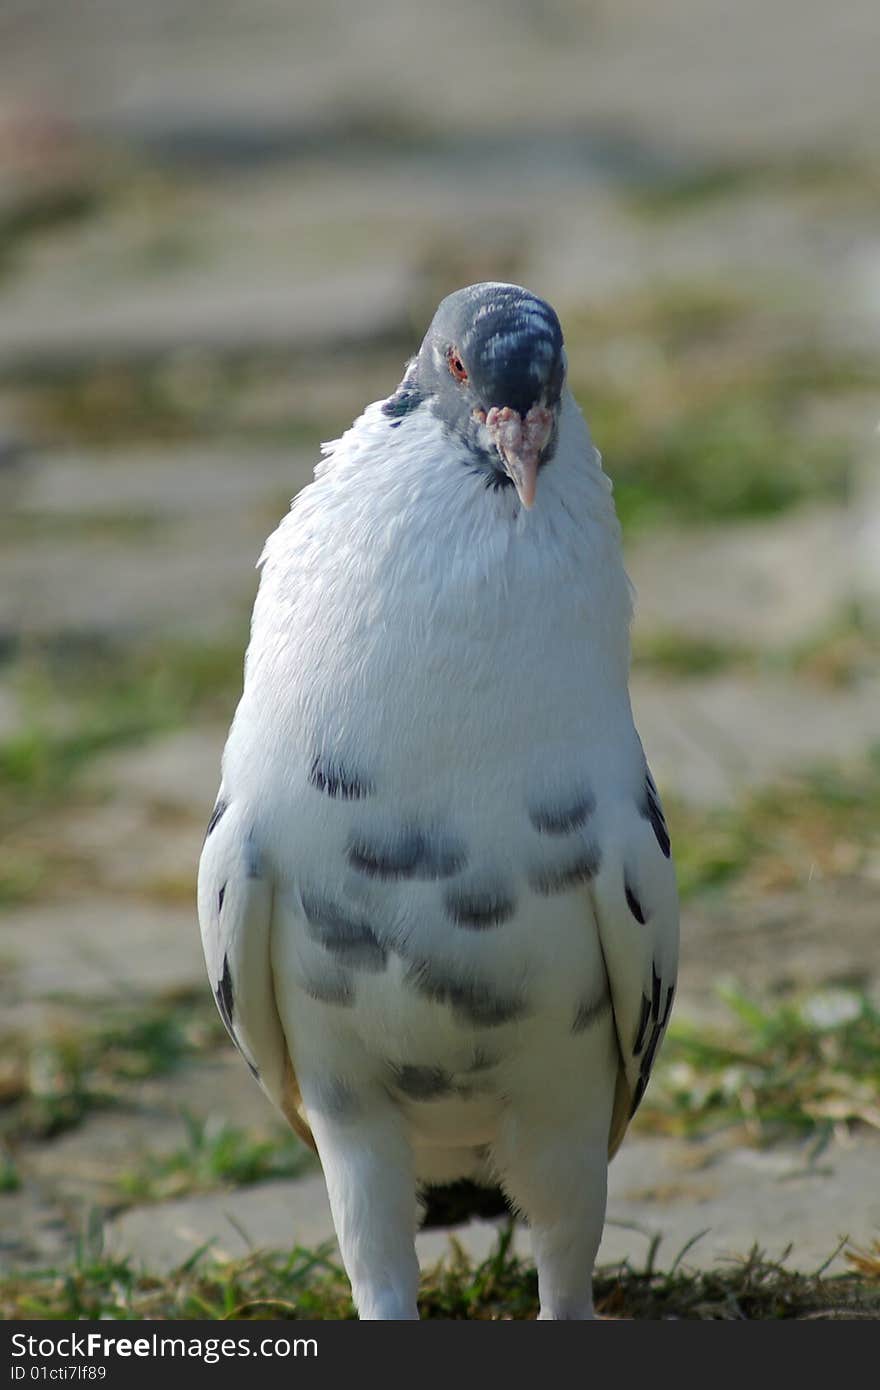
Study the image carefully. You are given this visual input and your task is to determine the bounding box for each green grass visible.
[3,983,877,1316]
[633,603,880,688]
[562,284,869,532]
[628,153,880,219]
[0,181,104,278]
[1,993,224,1143]
[2,1226,878,1320]
[0,635,247,906]
[118,1114,313,1202]
[0,636,243,829]
[668,750,880,899]
[633,630,751,679]
[785,603,880,689]
[11,357,350,449]
[0,511,165,543]
[643,987,880,1145]
[599,389,851,532]
[0,1146,21,1193]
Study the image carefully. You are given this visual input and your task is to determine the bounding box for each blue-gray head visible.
[383,282,566,509]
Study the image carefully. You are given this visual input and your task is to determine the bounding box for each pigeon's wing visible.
[590,768,679,1158]
[197,793,315,1151]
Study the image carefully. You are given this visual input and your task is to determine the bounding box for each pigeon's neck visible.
[255,391,634,717]
[307,389,628,607]
[244,394,636,787]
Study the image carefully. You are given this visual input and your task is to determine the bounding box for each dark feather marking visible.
[245,835,262,880]
[630,965,675,1116]
[641,778,671,859]
[382,380,424,422]
[301,891,387,971]
[302,973,354,1007]
[391,1064,454,1100]
[641,1022,664,1080]
[629,1074,648,1118]
[217,882,226,914]
[633,993,652,1055]
[468,1048,497,1073]
[444,888,516,929]
[404,959,526,1028]
[205,797,228,840]
[419,1180,510,1228]
[309,755,373,801]
[348,831,421,878]
[624,879,646,925]
[529,844,601,895]
[573,989,611,1034]
[528,790,595,836]
[216,954,234,1032]
[471,465,516,493]
[215,955,259,1081]
[661,983,675,1028]
[347,828,466,881]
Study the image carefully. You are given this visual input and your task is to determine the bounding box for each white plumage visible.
[198,283,679,1319]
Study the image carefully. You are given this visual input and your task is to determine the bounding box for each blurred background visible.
[1,1,878,1310]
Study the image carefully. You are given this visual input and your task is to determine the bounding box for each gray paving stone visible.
[104,1130,880,1279]
[2,1,878,161]
[633,671,880,806]
[0,266,415,375]
[86,729,225,814]
[0,1185,73,1273]
[0,898,205,1002]
[626,504,871,651]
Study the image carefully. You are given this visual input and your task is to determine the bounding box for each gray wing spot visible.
[302,970,355,1007]
[444,887,516,929]
[529,789,595,836]
[529,844,601,895]
[390,1064,454,1100]
[309,755,374,801]
[347,827,466,880]
[301,891,388,972]
[572,985,611,1034]
[403,958,527,1027]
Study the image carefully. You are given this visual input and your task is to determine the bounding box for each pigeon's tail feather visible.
[198,795,316,1152]
[418,1179,511,1229]
[607,1063,633,1160]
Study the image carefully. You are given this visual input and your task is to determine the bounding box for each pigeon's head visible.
[401,283,567,509]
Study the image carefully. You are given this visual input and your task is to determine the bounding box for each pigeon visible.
[198,282,679,1320]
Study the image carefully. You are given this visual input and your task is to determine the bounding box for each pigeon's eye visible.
[447,348,468,384]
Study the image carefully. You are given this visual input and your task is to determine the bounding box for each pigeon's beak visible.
[475,404,555,510]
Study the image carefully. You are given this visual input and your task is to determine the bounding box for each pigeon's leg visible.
[307,1093,420,1320]
[495,1076,615,1320]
